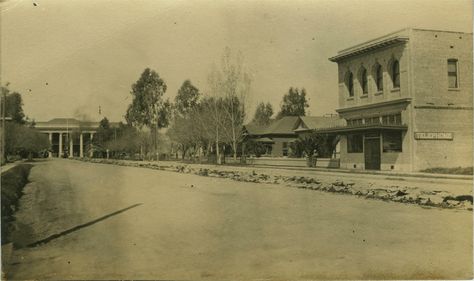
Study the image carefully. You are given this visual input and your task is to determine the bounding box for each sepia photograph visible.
[0,0,473,279]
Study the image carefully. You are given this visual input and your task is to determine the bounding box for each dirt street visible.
[4,159,473,280]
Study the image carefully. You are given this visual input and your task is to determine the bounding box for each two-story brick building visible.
[328,28,472,171]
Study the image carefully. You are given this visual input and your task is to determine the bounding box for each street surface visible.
[4,159,473,280]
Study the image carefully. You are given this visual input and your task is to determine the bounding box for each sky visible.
[0,0,472,122]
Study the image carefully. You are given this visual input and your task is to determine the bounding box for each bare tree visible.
[207,47,252,162]
[207,67,224,164]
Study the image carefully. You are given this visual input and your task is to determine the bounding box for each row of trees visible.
[0,47,315,163]
[251,87,309,126]
[1,85,50,162]
[91,116,172,160]
[128,48,312,162]
[94,48,250,162]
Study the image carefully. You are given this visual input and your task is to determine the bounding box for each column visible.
[58,132,63,157]
[48,133,53,158]
[79,133,84,158]
[69,133,74,158]
[89,133,94,157]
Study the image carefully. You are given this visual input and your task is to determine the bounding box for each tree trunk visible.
[199,145,202,164]
[222,144,226,164]
[155,122,159,162]
[231,120,237,161]
[306,155,314,167]
[216,127,221,165]
[206,143,211,163]
[233,139,237,161]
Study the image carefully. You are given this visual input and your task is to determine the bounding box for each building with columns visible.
[35,118,116,158]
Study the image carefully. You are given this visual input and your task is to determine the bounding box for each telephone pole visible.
[1,88,6,164]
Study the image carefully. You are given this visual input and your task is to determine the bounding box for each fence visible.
[241,157,340,168]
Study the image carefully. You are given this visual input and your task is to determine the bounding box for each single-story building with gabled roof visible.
[294,116,346,134]
[242,115,343,157]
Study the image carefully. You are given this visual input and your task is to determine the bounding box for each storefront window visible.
[383,132,402,152]
[347,134,363,153]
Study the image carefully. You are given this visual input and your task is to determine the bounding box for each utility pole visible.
[1,88,6,164]
[66,118,68,158]
[156,121,159,161]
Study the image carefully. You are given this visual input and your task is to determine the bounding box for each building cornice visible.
[336,98,412,114]
[329,36,409,62]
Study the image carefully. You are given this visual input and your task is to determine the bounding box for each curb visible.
[0,160,29,175]
[1,242,14,277]
[232,164,473,181]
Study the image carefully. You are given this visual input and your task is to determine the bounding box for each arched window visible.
[346,72,354,97]
[375,64,383,91]
[392,60,400,88]
[361,68,368,95]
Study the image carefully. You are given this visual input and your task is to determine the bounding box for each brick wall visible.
[413,108,473,170]
[411,29,473,106]
[411,29,473,170]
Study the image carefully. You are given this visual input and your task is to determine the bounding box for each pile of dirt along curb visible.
[1,164,33,245]
[74,158,473,211]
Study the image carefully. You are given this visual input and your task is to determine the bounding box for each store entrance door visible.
[364,135,381,170]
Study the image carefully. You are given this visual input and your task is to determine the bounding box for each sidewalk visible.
[0,161,24,175]
[135,159,472,181]
[237,163,473,181]
[81,158,473,193]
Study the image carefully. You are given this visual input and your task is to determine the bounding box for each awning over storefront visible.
[313,124,408,134]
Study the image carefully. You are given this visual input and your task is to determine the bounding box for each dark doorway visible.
[364,136,381,170]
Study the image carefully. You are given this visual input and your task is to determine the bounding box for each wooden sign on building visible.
[414,132,453,140]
